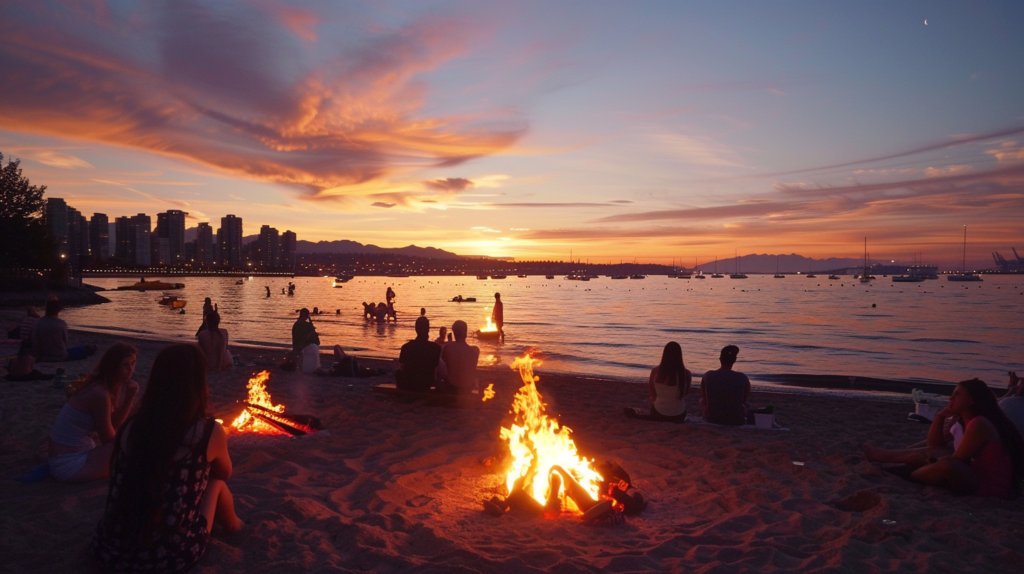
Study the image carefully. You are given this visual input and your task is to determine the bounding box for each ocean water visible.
[66,274,1024,391]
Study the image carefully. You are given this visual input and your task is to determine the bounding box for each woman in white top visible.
[197,311,232,372]
[648,341,691,422]
[49,341,139,482]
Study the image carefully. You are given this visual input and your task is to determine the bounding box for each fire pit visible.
[484,351,644,523]
[475,315,501,340]
[230,371,323,437]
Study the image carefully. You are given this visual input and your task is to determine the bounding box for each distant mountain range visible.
[695,254,886,275]
[292,239,461,259]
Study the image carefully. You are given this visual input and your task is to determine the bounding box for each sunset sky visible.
[2,1,1022,267]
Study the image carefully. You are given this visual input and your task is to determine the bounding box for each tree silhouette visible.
[0,152,60,277]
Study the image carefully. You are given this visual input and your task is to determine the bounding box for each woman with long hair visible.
[648,341,691,422]
[910,378,1024,497]
[48,341,139,482]
[93,344,242,572]
[197,311,232,371]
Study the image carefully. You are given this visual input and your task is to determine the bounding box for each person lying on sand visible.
[93,344,242,572]
[48,342,139,483]
[316,345,383,378]
[864,378,1024,498]
[648,341,690,422]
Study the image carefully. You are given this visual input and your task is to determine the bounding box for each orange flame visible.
[480,307,499,333]
[499,351,602,512]
[482,383,495,402]
[230,370,287,435]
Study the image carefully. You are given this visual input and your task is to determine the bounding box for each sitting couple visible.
[396,317,479,394]
[646,342,751,425]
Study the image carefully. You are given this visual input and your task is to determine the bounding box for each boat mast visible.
[962,225,968,274]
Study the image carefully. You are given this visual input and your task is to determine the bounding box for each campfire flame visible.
[499,351,602,512]
[231,370,287,435]
[482,384,495,402]
[480,308,499,333]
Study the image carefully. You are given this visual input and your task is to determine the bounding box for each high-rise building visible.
[66,208,88,262]
[196,222,214,268]
[257,225,280,269]
[89,213,109,261]
[280,230,297,272]
[150,237,170,266]
[220,215,243,268]
[45,198,69,258]
[130,213,152,267]
[115,216,132,263]
[155,210,188,265]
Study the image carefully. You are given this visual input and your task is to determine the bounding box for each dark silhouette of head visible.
[719,345,739,368]
[299,308,310,320]
[415,316,430,339]
[495,292,501,300]
[45,298,62,317]
[452,320,468,341]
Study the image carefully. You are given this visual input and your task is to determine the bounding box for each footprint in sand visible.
[407,495,434,508]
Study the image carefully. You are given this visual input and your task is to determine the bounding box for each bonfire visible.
[483,351,644,523]
[230,371,323,437]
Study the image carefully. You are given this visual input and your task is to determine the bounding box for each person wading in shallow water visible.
[492,292,504,343]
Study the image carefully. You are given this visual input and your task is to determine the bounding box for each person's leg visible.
[862,444,952,465]
[66,442,115,483]
[200,478,243,533]
[910,456,980,494]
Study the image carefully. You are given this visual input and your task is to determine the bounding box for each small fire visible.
[231,370,287,435]
[499,351,602,513]
[480,310,499,333]
[482,383,495,402]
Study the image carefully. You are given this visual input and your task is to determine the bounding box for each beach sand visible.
[2,324,1024,572]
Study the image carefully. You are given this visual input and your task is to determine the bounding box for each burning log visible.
[230,371,323,437]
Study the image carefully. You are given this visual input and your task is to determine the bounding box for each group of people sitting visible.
[5,299,97,381]
[46,341,242,571]
[395,316,480,395]
[862,373,1024,499]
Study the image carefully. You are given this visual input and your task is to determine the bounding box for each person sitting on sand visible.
[196,311,232,372]
[699,345,750,425]
[866,379,1024,498]
[93,344,242,571]
[439,320,480,394]
[999,371,1024,445]
[648,341,691,422]
[48,342,139,483]
[31,299,97,362]
[396,317,442,392]
[292,308,319,354]
[5,342,54,382]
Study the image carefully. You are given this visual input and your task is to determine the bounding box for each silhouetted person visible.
[396,317,441,392]
[32,299,96,362]
[439,320,480,394]
[699,345,750,425]
[492,292,504,343]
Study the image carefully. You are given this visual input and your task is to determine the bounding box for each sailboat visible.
[947,225,983,281]
[693,257,705,279]
[729,250,748,279]
[856,237,872,282]
[711,256,724,278]
[774,255,785,278]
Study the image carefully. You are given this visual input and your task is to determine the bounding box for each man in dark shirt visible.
[396,316,442,392]
[699,345,751,425]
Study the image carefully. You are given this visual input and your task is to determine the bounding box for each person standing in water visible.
[265,286,271,297]
[492,292,504,343]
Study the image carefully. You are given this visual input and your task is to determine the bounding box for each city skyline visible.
[2,1,1023,268]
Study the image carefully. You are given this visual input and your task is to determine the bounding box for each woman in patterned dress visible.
[93,344,242,572]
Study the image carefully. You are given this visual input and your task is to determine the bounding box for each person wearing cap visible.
[31,299,96,362]
[699,345,751,425]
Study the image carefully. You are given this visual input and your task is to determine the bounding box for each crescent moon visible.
[924,19,928,25]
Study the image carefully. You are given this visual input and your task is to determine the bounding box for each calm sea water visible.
[66,275,1024,391]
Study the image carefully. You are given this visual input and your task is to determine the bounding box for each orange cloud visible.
[0,3,524,200]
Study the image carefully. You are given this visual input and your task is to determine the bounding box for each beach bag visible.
[300,343,321,374]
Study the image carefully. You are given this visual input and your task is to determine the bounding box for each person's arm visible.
[88,387,119,444]
[681,369,691,398]
[742,375,751,403]
[951,417,1000,462]
[207,422,232,481]
[109,381,139,432]
[926,404,954,448]
[648,369,658,403]
[700,373,709,403]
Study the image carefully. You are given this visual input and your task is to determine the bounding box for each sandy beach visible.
[2,322,1024,573]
